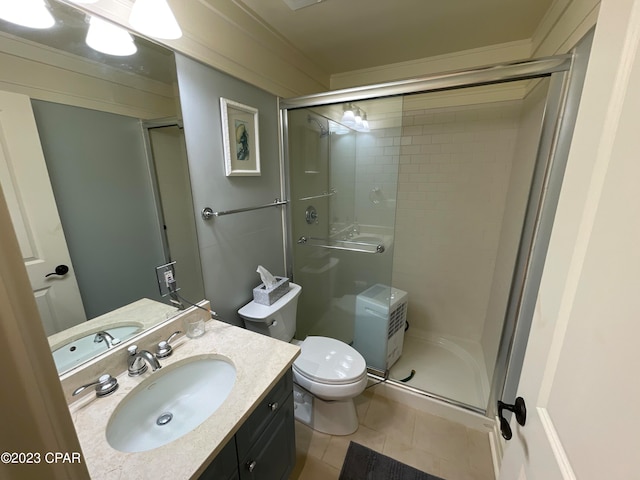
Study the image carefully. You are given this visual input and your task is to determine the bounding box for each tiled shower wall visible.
[390,101,523,341]
[354,124,402,229]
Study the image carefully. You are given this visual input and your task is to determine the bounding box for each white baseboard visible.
[489,415,505,479]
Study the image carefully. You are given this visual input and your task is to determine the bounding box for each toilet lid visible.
[293,336,366,385]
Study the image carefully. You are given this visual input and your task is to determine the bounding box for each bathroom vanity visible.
[199,371,294,480]
[64,307,300,480]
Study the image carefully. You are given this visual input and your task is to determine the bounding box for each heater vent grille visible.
[388,302,407,339]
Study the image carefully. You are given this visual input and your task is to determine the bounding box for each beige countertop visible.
[68,319,300,480]
[48,298,178,351]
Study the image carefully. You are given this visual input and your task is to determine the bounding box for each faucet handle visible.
[156,331,182,359]
[72,374,118,398]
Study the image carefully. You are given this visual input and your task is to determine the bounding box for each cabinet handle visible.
[247,460,257,472]
[268,401,278,411]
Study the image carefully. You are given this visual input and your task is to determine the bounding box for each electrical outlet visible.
[164,270,175,288]
[155,261,179,297]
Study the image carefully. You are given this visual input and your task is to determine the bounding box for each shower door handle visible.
[497,397,527,440]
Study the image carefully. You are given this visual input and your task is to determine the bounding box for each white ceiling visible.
[235,0,554,74]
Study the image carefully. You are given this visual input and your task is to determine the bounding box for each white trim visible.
[489,418,504,480]
[531,0,600,56]
[538,0,640,405]
[65,0,329,97]
[538,408,576,480]
[330,40,532,90]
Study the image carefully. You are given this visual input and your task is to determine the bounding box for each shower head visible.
[307,115,329,137]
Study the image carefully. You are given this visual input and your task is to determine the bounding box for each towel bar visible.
[201,199,288,219]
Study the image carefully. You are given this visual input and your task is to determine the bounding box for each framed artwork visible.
[220,98,260,176]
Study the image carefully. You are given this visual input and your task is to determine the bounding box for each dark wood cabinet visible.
[199,370,295,480]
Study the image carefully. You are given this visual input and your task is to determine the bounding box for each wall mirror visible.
[0,0,204,375]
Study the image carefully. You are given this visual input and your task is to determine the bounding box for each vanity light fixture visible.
[353,107,364,131]
[328,120,349,135]
[341,103,356,127]
[86,16,137,56]
[339,103,370,133]
[360,112,370,132]
[0,0,55,29]
[129,0,182,40]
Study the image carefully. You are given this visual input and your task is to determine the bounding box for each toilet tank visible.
[238,283,302,342]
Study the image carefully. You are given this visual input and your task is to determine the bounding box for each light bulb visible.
[0,0,54,29]
[341,104,355,127]
[354,109,363,131]
[86,16,137,56]
[361,113,370,132]
[130,0,182,40]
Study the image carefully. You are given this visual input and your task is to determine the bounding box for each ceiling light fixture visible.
[0,0,55,29]
[86,16,137,56]
[129,0,182,40]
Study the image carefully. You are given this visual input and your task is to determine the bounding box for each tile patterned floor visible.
[290,388,495,480]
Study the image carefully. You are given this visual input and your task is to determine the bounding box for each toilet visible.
[238,282,368,435]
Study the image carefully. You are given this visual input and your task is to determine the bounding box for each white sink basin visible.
[106,355,236,453]
[52,325,141,373]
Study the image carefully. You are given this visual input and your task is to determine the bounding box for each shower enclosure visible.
[280,34,591,415]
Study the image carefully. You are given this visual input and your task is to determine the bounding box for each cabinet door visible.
[239,394,295,480]
[198,438,238,480]
[236,370,293,459]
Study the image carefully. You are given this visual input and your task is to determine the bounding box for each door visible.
[0,90,86,335]
[147,124,205,303]
[286,101,401,369]
[499,1,640,478]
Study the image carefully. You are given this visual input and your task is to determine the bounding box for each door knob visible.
[497,396,527,440]
[45,264,69,277]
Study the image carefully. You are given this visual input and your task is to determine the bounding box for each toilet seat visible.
[292,336,368,400]
[293,336,367,385]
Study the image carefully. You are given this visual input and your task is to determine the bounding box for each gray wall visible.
[31,100,165,319]
[176,54,285,325]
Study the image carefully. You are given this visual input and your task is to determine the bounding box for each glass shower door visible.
[287,98,402,372]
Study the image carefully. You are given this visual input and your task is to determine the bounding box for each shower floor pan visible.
[388,331,490,409]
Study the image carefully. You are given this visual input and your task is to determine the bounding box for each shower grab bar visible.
[201,198,288,220]
[299,189,337,201]
[297,236,385,254]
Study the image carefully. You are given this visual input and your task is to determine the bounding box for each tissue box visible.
[253,277,290,305]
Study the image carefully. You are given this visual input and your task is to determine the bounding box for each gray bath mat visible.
[339,442,445,480]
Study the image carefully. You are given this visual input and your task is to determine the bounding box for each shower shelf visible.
[298,189,336,201]
[297,236,385,254]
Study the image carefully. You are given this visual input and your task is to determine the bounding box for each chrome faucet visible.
[127,345,161,376]
[94,331,121,348]
[72,373,119,398]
